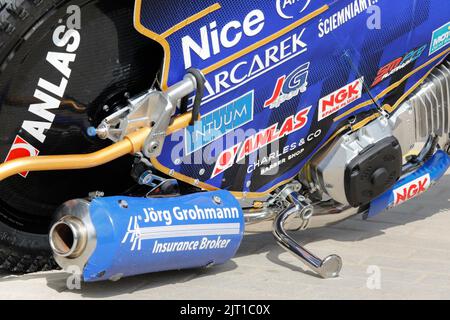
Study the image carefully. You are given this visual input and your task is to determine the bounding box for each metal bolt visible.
[118,200,129,209]
[147,142,159,154]
[348,116,357,125]
[301,208,314,220]
[213,196,222,205]
[96,124,109,140]
[139,171,153,185]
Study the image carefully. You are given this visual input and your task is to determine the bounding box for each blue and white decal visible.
[429,21,450,56]
[82,191,245,282]
[185,91,254,155]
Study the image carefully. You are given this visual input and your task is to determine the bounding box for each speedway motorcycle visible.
[0,0,448,281]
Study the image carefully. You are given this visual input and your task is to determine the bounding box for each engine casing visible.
[310,60,450,207]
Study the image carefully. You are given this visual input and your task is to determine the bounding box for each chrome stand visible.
[272,191,342,279]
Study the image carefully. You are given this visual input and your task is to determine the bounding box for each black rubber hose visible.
[187,68,206,125]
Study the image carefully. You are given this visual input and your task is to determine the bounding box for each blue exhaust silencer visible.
[368,150,450,218]
[49,191,244,282]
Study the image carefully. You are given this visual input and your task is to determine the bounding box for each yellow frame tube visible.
[0,127,152,181]
[0,111,197,182]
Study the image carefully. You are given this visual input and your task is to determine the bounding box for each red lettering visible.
[372,57,402,87]
[219,150,233,167]
[347,81,360,97]
[418,177,428,193]
[239,138,254,160]
[394,175,430,206]
[407,184,419,199]
[395,189,408,205]
[264,76,285,108]
[294,108,310,130]
[255,124,277,147]
[335,89,348,104]
[278,116,294,138]
[321,95,335,112]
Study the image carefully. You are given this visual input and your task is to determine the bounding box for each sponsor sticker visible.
[200,28,308,104]
[318,0,378,38]
[371,45,427,87]
[6,6,81,166]
[264,62,309,109]
[429,21,450,56]
[276,0,311,20]
[122,205,241,251]
[212,106,311,178]
[185,91,254,154]
[4,136,40,178]
[181,9,266,69]
[318,77,364,121]
[247,129,321,175]
[393,174,431,207]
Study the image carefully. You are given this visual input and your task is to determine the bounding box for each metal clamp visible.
[272,191,342,279]
[95,69,205,159]
[143,69,205,158]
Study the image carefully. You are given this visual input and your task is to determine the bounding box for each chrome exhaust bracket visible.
[272,191,343,279]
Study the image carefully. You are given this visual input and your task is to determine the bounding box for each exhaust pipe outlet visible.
[49,217,87,259]
[50,191,244,282]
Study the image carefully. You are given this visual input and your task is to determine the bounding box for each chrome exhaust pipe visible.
[244,203,360,233]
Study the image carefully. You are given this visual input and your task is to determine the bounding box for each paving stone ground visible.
[2,174,450,300]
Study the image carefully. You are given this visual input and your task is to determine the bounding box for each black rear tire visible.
[0,0,161,273]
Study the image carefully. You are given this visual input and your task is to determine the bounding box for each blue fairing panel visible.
[134,0,450,196]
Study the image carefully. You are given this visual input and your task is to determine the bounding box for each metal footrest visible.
[272,192,342,279]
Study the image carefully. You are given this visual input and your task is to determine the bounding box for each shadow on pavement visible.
[43,260,239,298]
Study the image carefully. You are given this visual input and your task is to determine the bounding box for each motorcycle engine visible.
[309,60,450,208]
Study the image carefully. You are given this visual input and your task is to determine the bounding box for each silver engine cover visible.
[310,59,450,207]
[408,60,450,142]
